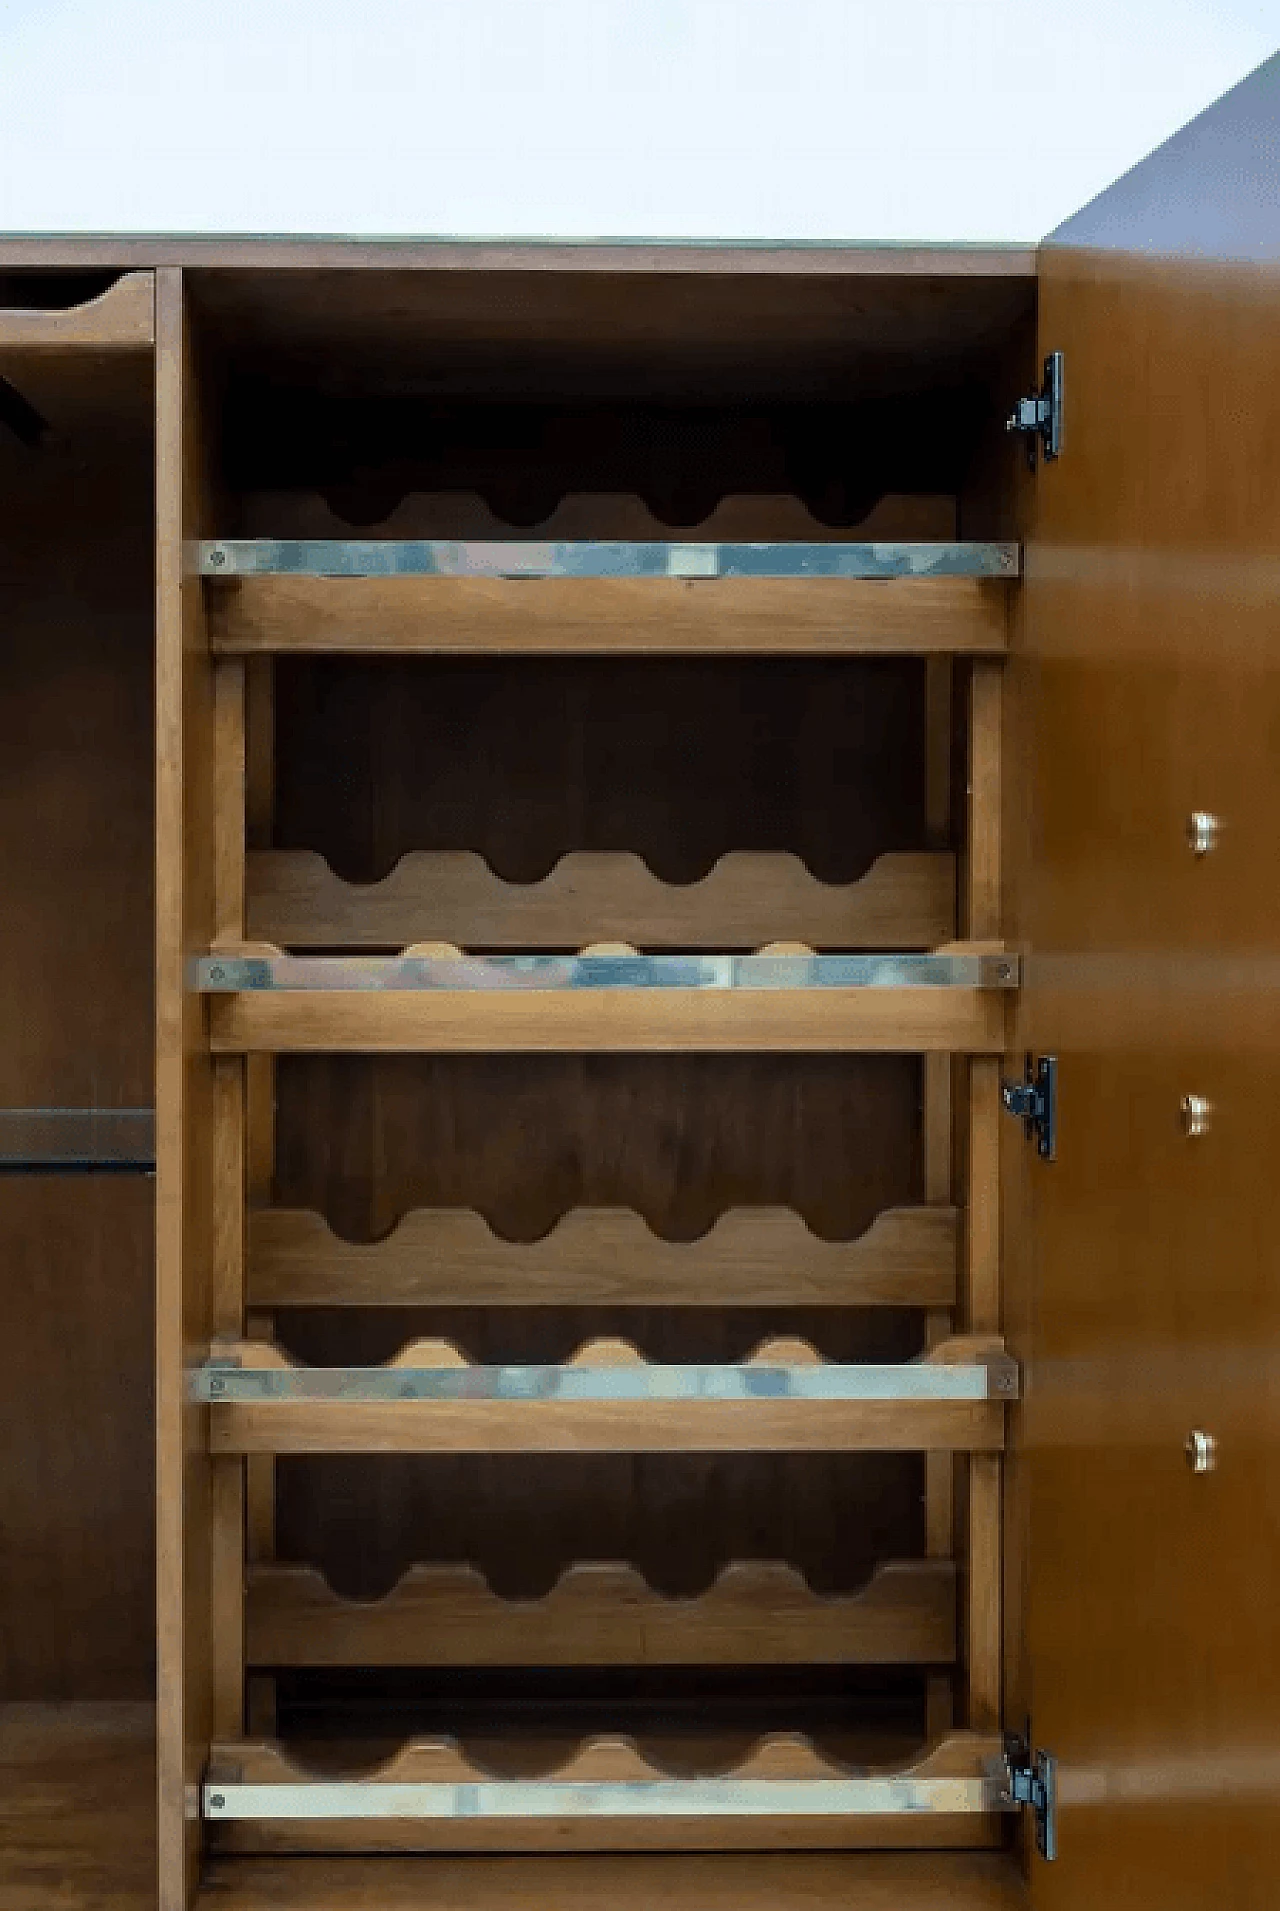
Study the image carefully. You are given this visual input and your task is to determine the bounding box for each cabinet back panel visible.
[273,657,928,888]
[271,652,928,1607]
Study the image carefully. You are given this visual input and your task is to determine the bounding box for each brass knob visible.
[1180,1094,1212,1138]
[1187,812,1220,857]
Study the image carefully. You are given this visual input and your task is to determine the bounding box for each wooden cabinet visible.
[1,50,1278,1911]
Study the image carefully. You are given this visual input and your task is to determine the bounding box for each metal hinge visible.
[1001,1054,1057,1161]
[1001,1735,1057,1861]
[1006,350,1063,467]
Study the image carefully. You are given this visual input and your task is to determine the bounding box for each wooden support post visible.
[211,659,248,1741]
[923,657,955,1740]
[242,654,278,1740]
[964,659,1003,1734]
[210,1056,246,1738]
[156,267,218,1911]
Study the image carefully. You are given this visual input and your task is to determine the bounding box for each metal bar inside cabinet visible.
[196,540,1021,580]
[189,1356,1020,1405]
[193,952,1021,993]
[0,1107,156,1173]
[203,1774,1006,1822]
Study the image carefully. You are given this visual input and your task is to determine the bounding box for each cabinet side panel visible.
[156,267,217,1911]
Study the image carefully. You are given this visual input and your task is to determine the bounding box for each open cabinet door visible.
[1021,50,1280,1911]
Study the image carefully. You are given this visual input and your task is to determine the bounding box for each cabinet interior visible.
[1,253,1036,1909]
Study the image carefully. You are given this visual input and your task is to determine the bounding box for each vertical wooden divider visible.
[156,267,218,1911]
[211,662,248,1739]
[964,659,1004,1733]
[922,656,955,1741]
[243,654,278,1736]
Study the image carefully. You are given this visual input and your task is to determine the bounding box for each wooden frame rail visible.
[246,849,957,952]
[195,1334,1016,1456]
[207,987,1009,1054]
[199,540,1017,657]
[247,1203,959,1309]
[0,270,155,350]
[200,946,1015,1054]
[245,1558,956,1668]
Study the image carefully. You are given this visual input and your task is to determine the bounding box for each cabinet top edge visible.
[0,235,1039,277]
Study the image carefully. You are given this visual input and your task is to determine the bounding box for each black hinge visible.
[1006,349,1063,467]
[1002,1735,1057,1861]
[1001,1054,1057,1161]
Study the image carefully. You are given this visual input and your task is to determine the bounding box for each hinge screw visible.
[209,1793,225,1810]
[208,546,226,568]
[1186,1428,1217,1474]
[1180,1094,1212,1138]
[1187,811,1220,856]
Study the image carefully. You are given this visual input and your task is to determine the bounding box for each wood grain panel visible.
[0,1703,156,1911]
[211,1397,1005,1458]
[208,985,1007,1055]
[963,660,1004,1735]
[203,1850,1025,1911]
[208,574,1011,657]
[247,849,956,951]
[0,1182,154,1696]
[249,1204,958,1309]
[272,1052,921,1242]
[246,1559,955,1668]
[0,268,154,348]
[1023,60,1280,1908]
[0,355,154,1699]
[155,266,218,1911]
[271,654,929,890]
[922,655,956,1738]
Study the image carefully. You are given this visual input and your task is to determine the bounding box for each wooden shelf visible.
[0,271,154,351]
[247,849,957,952]
[200,947,1014,1055]
[208,985,1007,1054]
[195,1334,1016,1456]
[247,1204,960,1310]
[205,1729,1007,1854]
[201,541,1015,656]
[245,1559,956,1669]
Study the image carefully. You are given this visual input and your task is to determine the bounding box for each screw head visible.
[1185,1428,1217,1475]
[209,1375,226,1396]
[208,1792,225,1811]
[1187,811,1220,857]
[208,546,226,568]
[1181,1094,1212,1139]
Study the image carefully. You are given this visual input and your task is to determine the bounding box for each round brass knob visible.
[1187,812,1220,856]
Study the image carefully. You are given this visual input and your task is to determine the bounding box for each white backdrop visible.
[1,0,1277,241]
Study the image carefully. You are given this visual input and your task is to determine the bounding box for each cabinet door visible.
[1022,51,1280,1911]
